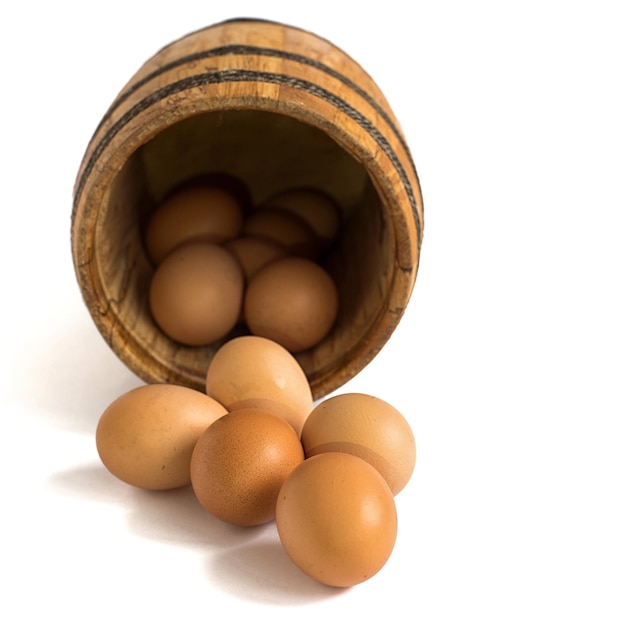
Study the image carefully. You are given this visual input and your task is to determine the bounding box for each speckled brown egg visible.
[244,256,339,353]
[204,335,313,436]
[190,408,305,526]
[95,384,228,490]
[276,452,397,587]
[300,393,416,495]
[144,184,244,265]
[149,242,244,346]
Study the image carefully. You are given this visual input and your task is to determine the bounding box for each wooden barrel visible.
[71,18,424,400]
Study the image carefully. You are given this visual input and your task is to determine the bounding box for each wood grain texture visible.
[71,18,424,399]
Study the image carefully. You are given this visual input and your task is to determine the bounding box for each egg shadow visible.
[48,460,130,505]
[50,463,354,604]
[48,462,265,550]
[125,485,267,549]
[207,533,348,605]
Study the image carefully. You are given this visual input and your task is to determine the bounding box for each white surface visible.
[1,1,625,624]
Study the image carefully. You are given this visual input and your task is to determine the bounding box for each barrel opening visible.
[97,109,396,397]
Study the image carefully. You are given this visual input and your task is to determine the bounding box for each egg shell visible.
[144,184,244,265]
[149,241,244,346]
[262,187,341,245]
[300,392,416,495]
[222,235,287,282]
[226,397,309,438]
[276,452,397,587]
[204,335,313,435]
[244,256,339,353]
[95,384,228,490]
[173,172,252,214]
[190,408,305,526]
[242,208,320,259]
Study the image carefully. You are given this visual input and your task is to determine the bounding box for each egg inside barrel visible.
[241,208,321,260]
[243,256,339,353]
[82,100,413,397]
[144,179,246,265]
[259,187,341,250]
[222,235,288,282]
[148,241,244,346]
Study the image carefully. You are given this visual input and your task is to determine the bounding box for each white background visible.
[1,1,624,624]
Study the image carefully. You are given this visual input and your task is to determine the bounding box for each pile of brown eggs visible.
[95,176,416,588]
[96,336,416,588]
[145,175,340,352]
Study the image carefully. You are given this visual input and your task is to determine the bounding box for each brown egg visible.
[175,172,252,214]
[276,452,397,587]
[262,187,341,246]
[244,257,339,353]
[222,235,287,282]
[300,393,416,495]
[95,384,228,490]
[204,335,313,435]
[190,408,304,526]
[149,242,244,346]
[144,184,244,265]
[242,208,320,259]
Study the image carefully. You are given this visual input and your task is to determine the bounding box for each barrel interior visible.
[96,109,396,397]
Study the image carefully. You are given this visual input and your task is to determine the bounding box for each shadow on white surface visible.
[208,538,347,605]
[48,461,344,604]
[126,484,268,549]
[48,461,129,505]
[50,462,263,548]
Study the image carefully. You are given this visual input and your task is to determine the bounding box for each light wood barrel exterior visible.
[71,18,424,399]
